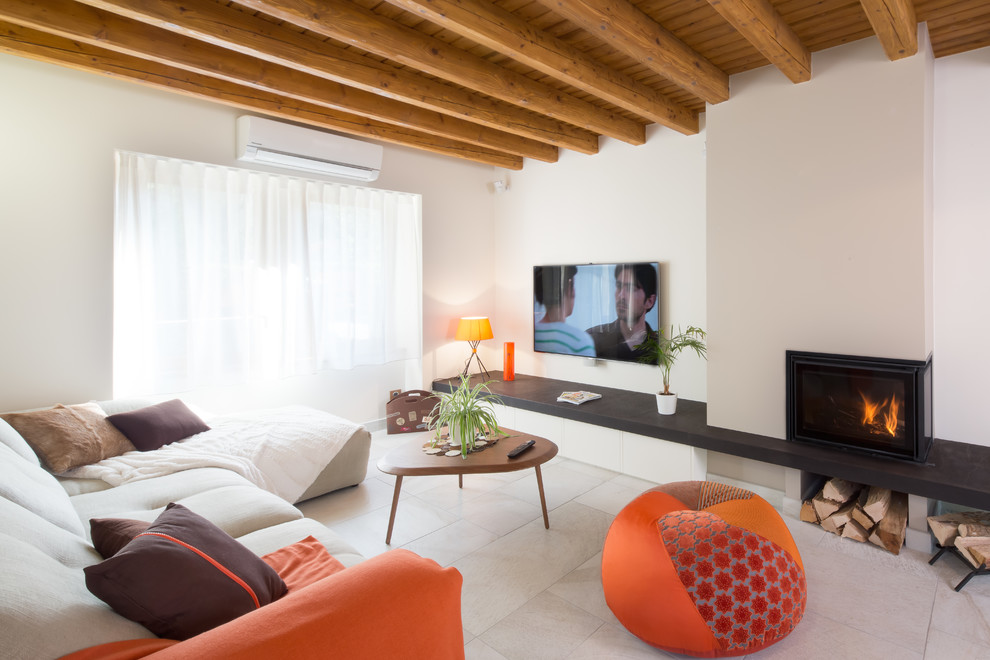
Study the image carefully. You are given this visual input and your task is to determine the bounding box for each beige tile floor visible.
[298,431,990,659]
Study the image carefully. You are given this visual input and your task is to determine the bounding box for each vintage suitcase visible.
[386,390,439,434]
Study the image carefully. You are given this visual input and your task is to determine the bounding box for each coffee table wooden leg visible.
[385,475,403,545]
[535,465,550,529]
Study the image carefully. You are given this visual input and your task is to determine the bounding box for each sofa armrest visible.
[157,548,463,660]
[64,550,463,660]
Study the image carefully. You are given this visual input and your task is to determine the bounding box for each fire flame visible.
[859,391,899,437]
[859,391,882,425]
[884,395,899,436]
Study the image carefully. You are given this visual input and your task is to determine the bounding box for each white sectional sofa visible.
[0,402,465,660]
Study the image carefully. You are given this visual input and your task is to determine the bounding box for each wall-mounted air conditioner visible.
[236,115,383,182]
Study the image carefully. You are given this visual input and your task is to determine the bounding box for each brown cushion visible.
[90,518,152,559]
[84,503,287,640]
[106,399,210,451]
[0,403,135,474]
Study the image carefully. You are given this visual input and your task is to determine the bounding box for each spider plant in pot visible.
[635,325,707,415]
[428,375,505,457]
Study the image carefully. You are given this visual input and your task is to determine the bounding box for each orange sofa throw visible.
[62,549,464,660]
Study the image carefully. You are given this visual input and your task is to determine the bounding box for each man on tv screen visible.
[586,263,658,361]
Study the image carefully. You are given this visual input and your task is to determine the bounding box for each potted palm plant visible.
[636,325,708,415]
[428,375,505,457]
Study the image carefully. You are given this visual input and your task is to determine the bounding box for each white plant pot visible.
[656,392,678,415]
[449,427,473,453]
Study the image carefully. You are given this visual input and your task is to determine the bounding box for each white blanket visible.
[64,406,362,503]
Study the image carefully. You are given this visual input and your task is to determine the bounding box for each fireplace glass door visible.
[786,351,932,462]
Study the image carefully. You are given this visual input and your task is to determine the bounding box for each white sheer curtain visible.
[113,151,422,396]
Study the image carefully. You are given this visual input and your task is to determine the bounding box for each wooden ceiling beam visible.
[75,0,584,156]
[706,0,812,83]
[381,0,699,135]
[0,21,523,169]
[859,0,919,60]
[0,0,560,161]
[535,0,730,105]
[237,0,644,145]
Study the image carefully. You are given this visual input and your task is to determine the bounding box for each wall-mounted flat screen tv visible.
[533,262,660,363]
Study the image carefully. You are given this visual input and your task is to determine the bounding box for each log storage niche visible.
[800,477,908,554]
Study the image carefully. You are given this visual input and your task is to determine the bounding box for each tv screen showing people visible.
[533,262,660,363]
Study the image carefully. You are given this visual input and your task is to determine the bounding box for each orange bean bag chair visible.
[602,481,806,657]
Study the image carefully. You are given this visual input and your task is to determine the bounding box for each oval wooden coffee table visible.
[377,430,558,544]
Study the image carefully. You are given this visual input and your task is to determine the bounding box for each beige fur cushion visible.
[1,403,135,474]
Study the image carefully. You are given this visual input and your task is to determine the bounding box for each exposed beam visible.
[238,0,644,145]
[0,0,557,161]
[859,0,919,60]
[76,0,583,157]
[706,0,811,83]
[383,0,698,135]
[535,0,730,105]
[0,21,523,169]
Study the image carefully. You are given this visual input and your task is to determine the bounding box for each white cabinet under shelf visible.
[496,404,706,483]
[562,418,622,472]
[622,431,707,484]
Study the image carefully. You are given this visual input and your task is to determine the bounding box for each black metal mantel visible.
[433,372,990,511]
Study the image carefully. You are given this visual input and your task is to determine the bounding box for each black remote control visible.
[507,439,535,458]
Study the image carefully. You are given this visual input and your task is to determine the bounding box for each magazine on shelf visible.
[557,390,602,405]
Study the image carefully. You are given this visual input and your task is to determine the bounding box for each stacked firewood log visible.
[800,478,908,555]
[927,512,990,568]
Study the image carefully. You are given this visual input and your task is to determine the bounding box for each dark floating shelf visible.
[433,372,990,510]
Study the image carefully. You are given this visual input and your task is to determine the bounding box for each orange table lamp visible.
[456,316,493,380]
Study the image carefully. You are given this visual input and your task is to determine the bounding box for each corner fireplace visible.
[786,351,933,462]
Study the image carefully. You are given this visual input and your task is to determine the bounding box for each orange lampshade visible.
[456,316,493,342]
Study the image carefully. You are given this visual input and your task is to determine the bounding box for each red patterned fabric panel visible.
[658,509,806,653]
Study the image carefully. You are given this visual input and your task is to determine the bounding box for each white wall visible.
[0,53,494,422]
[490,124,708,401]
[706,32,934,440]
[933,46,990,448]
[4,36,989,458]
